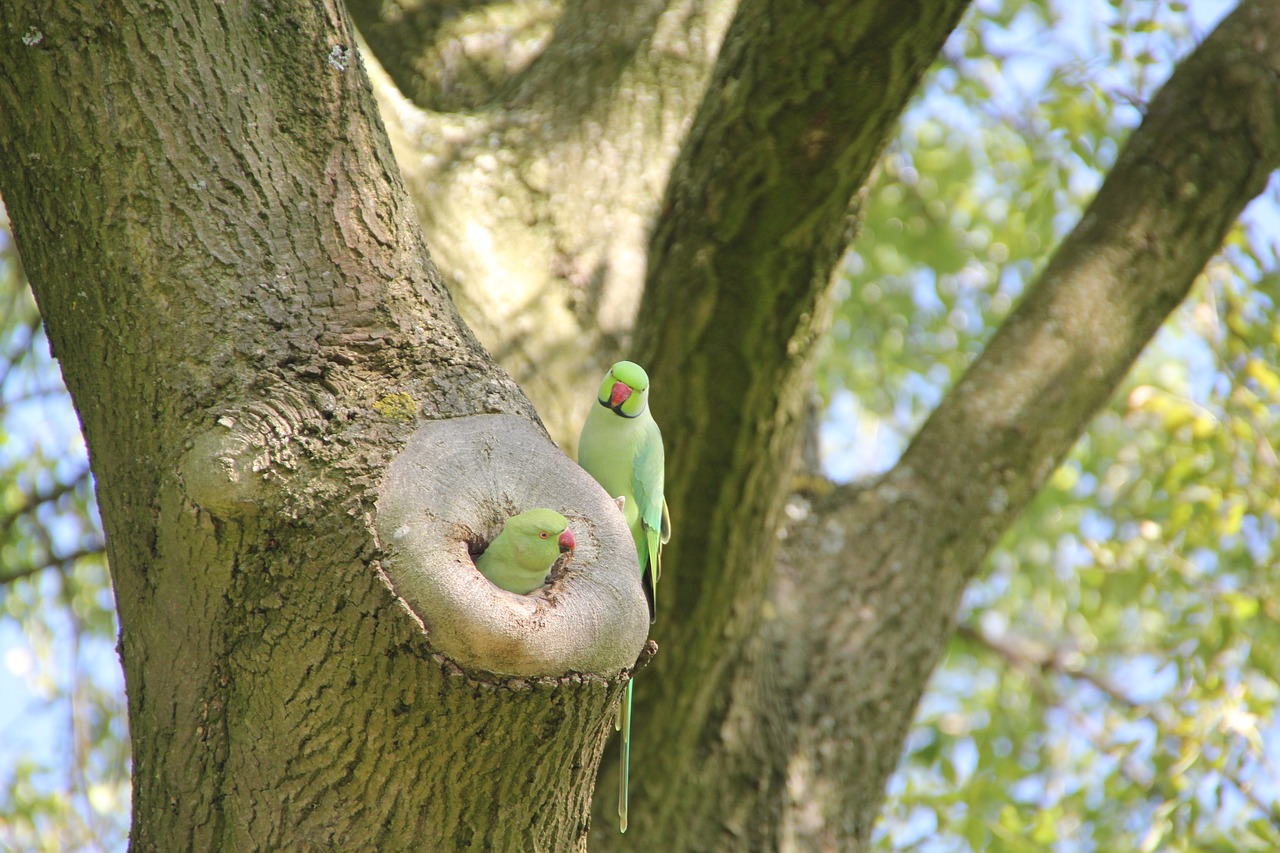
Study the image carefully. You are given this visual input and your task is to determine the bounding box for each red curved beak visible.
[558,528,576,553]
[610,382,631,408]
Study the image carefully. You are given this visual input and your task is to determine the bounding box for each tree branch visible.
[902,0,1280,572]
[0,313,42,390]
[732,1,1280,847]
[618,0,972,843]
[954,621,1141,710]
[0,467,92,536]
[961,620,1280,826]
[0,544,104,586]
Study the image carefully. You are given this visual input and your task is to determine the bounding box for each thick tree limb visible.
[613,0,972,844]
[760,2,1280,847]
[902,1,1280,572]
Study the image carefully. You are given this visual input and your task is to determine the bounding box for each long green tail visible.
[616,678,633,832]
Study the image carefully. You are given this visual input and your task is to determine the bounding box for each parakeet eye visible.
[539,531,550,539]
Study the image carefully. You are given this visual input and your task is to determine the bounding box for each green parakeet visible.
[577,360,670,833]
[474,508,575,595]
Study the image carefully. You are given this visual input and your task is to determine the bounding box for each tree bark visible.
[2,0,1278,849]
[0,1,645,849]
[613,0,971,844]
[355,0,740,442]
[706,2,1280,849]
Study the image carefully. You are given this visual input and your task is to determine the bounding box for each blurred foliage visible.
[0,218,126,851]
[2,0,1277,851]
[820,0,1280,850]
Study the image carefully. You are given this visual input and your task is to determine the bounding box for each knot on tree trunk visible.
[179,396,316,519]
[376,413,649,677]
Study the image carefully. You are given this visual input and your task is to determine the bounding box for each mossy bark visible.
[0,1,644,849]
[2,0,1278,850]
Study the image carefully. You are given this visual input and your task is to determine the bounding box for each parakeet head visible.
[596,360,650,418]
[504,508,575,566]
[474,508,575,595]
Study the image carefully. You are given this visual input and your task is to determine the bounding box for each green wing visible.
[632,416,668,607]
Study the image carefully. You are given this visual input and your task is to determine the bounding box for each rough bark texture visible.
[2,0,1278,849]
[0,1,648,849]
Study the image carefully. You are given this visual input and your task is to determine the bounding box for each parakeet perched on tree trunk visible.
[474,508,575,594]
[577,360,670,833]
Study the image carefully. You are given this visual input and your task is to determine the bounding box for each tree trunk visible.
[351,0,742,442]
[1,0,1278,849]
[638,2,1280,848]
[0,1,645,848]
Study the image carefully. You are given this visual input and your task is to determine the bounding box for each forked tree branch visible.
[760,2,1280,846]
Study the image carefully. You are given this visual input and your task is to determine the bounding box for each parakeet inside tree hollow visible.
[577,360,670,833]
[474,508,575,595]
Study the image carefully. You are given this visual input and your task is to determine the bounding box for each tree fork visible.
[765,2,1280,848]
